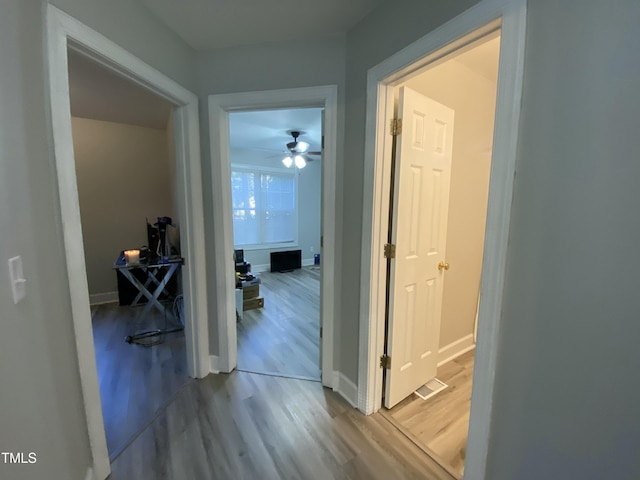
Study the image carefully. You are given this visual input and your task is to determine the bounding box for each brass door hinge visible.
[384,243,396,259]
[390,118,402,136]
[320,327,323,339]
[380,354,391,369]
[321,235,324,248]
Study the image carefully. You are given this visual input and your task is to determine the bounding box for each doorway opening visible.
[377,33,501,479]
[357,1,527,479]
[207,86,337,388]
[46,6,209,478]
[228,108,323,381]
[67,48,192,459]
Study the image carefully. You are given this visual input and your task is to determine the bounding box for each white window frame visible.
[230,163,299,250]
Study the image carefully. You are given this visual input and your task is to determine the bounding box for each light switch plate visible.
[8,256,27,304]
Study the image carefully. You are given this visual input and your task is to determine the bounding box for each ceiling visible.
[140,0,386,51]
[229,108,323,156]
[67,30,499,149]
[454,36,501,83]
[67,49,173,130]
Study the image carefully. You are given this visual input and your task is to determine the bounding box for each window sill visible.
[235,243,299,252]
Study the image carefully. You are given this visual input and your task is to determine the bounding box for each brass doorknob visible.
[438,261,450,271]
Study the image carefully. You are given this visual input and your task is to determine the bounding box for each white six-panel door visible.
[384,87,455,408]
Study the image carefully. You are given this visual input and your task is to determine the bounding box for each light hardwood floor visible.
[91,302,191,458]
[382,350,475,479]
[237,267,321,380]
[109,369,457,480]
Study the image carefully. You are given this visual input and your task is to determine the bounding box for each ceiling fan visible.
[281,131,321,169]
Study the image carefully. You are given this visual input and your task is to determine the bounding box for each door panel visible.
[384,87,454,408]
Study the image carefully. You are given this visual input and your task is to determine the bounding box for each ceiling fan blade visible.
[305,151,322,156]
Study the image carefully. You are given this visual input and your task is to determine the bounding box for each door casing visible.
[357,0,527,478]
[208,86,337,387]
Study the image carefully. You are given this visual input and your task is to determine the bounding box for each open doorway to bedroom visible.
[228,108,323,381]
[67,48,190,459]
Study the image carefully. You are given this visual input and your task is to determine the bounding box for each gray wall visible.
[72,117,175,297]
[487,1,640,479]
[7,0,640,478]
[0,1,195,479]
[50,0,196,91]
[196,38,346,357]
[348,0,640,478]
[0,1,91,479]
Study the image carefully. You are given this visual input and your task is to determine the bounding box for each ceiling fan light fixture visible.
[297,141,310,153]
[294,155,306,169]
[282,156,293,168]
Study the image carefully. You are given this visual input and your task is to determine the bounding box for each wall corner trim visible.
[333,371,358,408]
[210,355,221,374]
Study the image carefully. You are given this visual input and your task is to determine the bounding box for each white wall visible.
[166,111,180,242]
[0,2,91,479]
[230,148,321,270]
[404,55,497,349]
[298,159,322,265]
[196,38,346,357]
[71,117,175,297]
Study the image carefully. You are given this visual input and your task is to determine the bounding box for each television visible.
[270,250,302,272]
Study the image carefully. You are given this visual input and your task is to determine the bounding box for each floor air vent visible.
[414,378,448,401]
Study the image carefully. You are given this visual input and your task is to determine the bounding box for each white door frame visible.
[208,86,337,387]
[46,6,210,479]
[357,0,526,478]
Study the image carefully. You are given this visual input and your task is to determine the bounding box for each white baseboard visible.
[333,371,358,408]
[302,258,315,267]
[210,355,220,374]
[89,291,118,306]
[438,333,476,367]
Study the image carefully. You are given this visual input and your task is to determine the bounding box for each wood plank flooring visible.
[237,267,321,380]
[91,302,190,458]
[383,350,475,479]
[109,369,456,480]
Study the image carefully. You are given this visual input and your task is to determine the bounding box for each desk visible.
[113,255,183,343]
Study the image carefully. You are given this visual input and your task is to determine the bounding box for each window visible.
[231,166,297,248]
